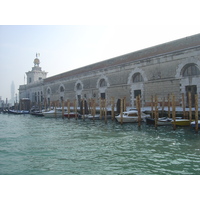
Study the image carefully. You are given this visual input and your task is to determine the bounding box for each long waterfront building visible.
[19,33,200,108]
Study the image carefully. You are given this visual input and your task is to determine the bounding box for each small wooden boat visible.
[171,119,192,126]
[8,109,29,114]
[190,120,200,128]
[2,109,8,114]
[30,107,44,116]
[115,110,150,123]
[64,112,81,118]
[30,110,44,116]
[146,117,173,126]
[42,108,65,118]
[42,108,80,118]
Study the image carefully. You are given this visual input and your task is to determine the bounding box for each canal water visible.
[0,113,200,175]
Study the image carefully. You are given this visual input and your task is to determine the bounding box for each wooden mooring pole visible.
[182,93,186,119]
[111,97,115,121]
[172,95,176,130]
[67,99,70,119]
[74,99,77,120]
[54,101,57,118]
[168,94,171,118]
[82,99,85,121]
[92,99,96,121]
[62,100,64,119]
[100,98,102,120]
[120,98,123,125]
[137,95,141,128]
[154,95,158,129]
[189,92,192,123]
[161,97,165,117]
[124,97,126,112]
[151,95,154,118]
[104,99,107,124]
[195,94,198,133]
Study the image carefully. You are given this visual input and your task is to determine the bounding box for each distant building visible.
[19,54,48,103]
[10,81,15,105]
[0,96,11,110]
[19,34,200,108]
[26,56,48,85]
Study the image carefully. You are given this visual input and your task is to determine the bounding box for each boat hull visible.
[8,110,29,114]
[87,114,112,120]
[146,117,172,126]
[115,116,139,123]
[43,112,63,118]
[30,111,44,116]
[190,120,200,128]
[115,110,149,123]
[172,119,191,126]
[64,112,81,118]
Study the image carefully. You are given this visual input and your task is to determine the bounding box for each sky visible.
[0,0,200,102]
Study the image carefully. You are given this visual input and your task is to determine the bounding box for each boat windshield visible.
[128,113,138,117]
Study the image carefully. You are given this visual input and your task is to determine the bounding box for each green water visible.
[0,113,200,175]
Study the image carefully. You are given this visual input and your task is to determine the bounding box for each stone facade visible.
[19,34,200,108]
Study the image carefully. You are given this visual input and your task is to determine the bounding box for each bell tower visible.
[26,53,48,85]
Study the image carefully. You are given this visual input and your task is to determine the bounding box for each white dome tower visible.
[26,53,48,85]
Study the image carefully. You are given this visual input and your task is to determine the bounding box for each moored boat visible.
[115,110,150,123]
[64,112,81,118]
[8,109,29,114]
[190,120,200,128]
[42,108,65,118]
[30,107,44,116]
[171,119,192,126]
[146,117,173,126]
[30,110,44,116]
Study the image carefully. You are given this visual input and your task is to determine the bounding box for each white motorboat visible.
[42,108,67,118]
[146,117,173,126]
[115,110,150,123]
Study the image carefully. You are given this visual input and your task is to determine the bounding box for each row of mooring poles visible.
[62,99,78,120]
[99,98,107,123]
[150,93,199,133]
[48,93,199,132]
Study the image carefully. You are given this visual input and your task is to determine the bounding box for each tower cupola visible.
[34,57,40,67]
[26,53,48,85]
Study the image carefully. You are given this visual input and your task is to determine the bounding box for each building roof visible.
[44,33,200,83]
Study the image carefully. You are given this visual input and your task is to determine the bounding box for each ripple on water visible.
[0,114,200,175]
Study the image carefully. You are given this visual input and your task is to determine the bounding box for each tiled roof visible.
[44,33,200,83]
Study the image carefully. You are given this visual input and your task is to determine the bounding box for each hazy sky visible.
[0,0,200,101]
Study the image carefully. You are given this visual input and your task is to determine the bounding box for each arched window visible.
[182,63,200,77]
[99,79,107,87]
[76,83,82,90]
[47,88,51,94]
[132,73,144,83]
[35,92,37,102]
[60,86,64,92]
